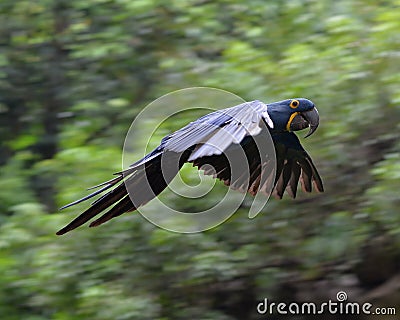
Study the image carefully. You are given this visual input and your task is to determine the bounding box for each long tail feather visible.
[89,196,134,227]
[59,177,122,210]
[56,181,130,235]
[87,175,124,190]
[57,150,188,235]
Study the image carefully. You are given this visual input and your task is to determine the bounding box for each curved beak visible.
[289,107,320,138]
[303,107,319,137]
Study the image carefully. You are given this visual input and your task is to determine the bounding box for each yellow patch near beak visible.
[286,112,300,132]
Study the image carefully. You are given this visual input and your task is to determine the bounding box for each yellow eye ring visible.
[290,99,299,109]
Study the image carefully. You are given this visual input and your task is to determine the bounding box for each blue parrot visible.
[57,98,323,235]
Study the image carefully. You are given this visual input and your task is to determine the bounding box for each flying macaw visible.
[57,98,323,235]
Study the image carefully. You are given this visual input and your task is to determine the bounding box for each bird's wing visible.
[190,133,276,196]
[163,100,273,160]
[272,132,324,199]
[190,131,323,199]
[162,100,278,196]
[56,101,272,235]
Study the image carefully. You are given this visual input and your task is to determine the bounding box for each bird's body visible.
[57,98,323,235]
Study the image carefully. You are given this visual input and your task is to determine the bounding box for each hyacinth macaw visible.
[57,98,323,235]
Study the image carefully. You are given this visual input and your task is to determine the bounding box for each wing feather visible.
[165,101,270,158]
[192,133,276,197]
[275,159,293,199]
[297,157,313,192]
[58,101,323,234]
[272,132,323,197]
[286,162,301,198]
[305,155,324,193]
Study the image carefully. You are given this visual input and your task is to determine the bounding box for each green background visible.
[0,0,399,319]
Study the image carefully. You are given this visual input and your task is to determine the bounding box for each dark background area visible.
[0,0,399,319]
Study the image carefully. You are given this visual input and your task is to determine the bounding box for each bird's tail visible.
[56,150,189,235]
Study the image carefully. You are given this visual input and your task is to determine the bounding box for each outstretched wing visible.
[56,101,273,234]
[271,132,324,199]
[164,100,277,196]
[189,132,323,199]
[190,133,276,197]
[163,100,273,159]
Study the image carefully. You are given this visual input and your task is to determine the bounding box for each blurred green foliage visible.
[0,0,399,319]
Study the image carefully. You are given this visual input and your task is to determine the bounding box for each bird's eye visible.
[290,99,299,108]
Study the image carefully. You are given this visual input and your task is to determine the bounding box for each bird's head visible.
[267,98,319,137]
